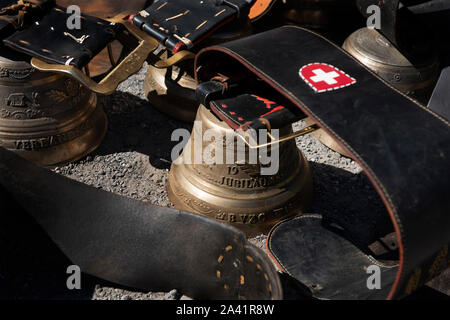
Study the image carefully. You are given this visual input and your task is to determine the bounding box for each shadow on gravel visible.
[91,92,192,170]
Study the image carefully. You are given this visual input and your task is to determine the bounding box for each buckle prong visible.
[237,124,319,149]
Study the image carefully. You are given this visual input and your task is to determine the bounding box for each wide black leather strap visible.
[195,26,450,299]
[0,146,282,300]
[132,0,254,53]
[3,5,123,68]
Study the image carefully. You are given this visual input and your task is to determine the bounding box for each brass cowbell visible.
[0,0,153,166]
[144,19,253,123]
[167,105,313,236]
[310,4,440,156]
[0,53,107,167]
[343,28,439,100]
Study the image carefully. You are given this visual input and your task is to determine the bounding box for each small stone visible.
[164,289,179,300]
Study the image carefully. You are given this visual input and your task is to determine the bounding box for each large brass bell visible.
[0,0,152,166]
[0,54,106,167]
[167,105,313,236]
[144,20,253,122]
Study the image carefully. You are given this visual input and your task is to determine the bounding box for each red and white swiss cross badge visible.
[299,63,356,93]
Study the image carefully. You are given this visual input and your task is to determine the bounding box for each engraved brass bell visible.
[0,0,154,166]
[167,105,313,236]
[343,27,439,101]
[0,0,152,166]
[286,1,441,156]
[0,54,106,167]
[144,20,253,122]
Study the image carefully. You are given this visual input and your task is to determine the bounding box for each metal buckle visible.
[236,123,319,149]
[150,49,196,69]
[30,13,159,95]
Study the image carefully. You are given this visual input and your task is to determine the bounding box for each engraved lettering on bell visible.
[0,56,107,166]
[5,93,25,107]
[0,66,35,79]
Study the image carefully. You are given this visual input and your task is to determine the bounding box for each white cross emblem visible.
[310,68,340,85]
[299,63,357,93]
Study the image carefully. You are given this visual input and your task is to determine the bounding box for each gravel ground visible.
[1,64,448,300]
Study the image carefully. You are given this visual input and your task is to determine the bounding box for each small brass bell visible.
[296,1,440,156]
[343,28,439,100]
[167,105,313,236]
[312,24,440,156]
[0,54,107,167]
[144,20,253,123]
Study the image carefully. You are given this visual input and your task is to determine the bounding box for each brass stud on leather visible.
[167,105,313,237]
[0,55,107,167]
[144,20,253,122]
